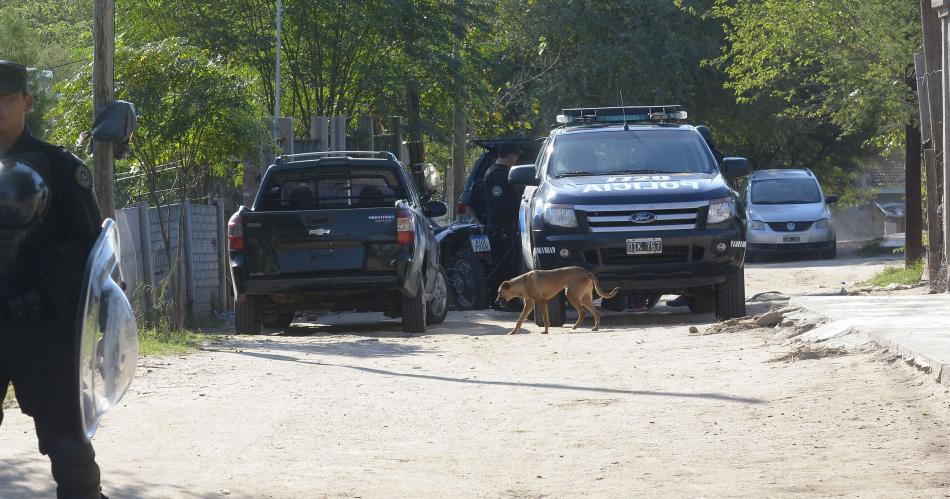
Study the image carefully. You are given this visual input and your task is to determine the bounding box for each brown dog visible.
[496,266,620,335]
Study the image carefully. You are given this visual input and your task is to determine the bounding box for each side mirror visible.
[825,195,839,204]
[722,157,751,179]
[509,164,539,186]
[425,201,448,218]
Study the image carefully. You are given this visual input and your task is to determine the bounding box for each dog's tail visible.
[588,272,619,299]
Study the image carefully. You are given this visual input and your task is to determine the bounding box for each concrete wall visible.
[115,201,228,319]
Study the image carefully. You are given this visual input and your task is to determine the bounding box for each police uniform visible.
[483,149,523,305]
[0,61,105,499]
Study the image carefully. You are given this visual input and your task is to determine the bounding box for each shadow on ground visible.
[227,350,764,405]
[0,457,196,499]
[217,337,432,359]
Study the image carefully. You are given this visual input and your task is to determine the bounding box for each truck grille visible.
[576,201,707,233]
[767,221,813,232]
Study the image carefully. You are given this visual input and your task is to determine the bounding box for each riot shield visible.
[77,219,139,441]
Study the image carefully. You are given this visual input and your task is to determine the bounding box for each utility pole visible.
[92,0,116,219]
[939,0,950,291]
[920,1,945,290]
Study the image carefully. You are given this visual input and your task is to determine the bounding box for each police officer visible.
[484,142,522,309]
[696,125,724,167]
[0,60,106,498]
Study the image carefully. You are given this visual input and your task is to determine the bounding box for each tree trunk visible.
[451,94,467,216]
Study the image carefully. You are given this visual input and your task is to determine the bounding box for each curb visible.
[788,296,950,387]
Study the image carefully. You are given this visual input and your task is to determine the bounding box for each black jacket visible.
[483,162,521,233]
[1,130,104,322]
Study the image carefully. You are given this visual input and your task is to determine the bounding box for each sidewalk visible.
[789,295,950,386]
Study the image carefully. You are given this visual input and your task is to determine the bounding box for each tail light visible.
[397,209,414,245]
[227,212,244,251]
[457,202,468,216]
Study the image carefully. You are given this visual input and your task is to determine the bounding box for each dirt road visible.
[4,254,948,498]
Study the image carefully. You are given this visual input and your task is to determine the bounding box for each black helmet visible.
[0,155,50,279]
[498,141,522,157]
[695,125,714,145]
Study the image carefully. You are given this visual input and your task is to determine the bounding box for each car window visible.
[547,130,716,177]
[258,171,404,210]
[750,178,822,205]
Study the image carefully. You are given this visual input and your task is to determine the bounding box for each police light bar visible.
[557,105,687,125]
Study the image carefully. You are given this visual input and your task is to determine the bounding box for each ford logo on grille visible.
[631,212,656,224]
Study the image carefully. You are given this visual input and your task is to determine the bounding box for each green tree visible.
[51,38,265,328]
[710,0,920,151]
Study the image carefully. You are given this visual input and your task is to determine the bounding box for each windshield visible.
[750,178,822,205]
[546,129,716,178]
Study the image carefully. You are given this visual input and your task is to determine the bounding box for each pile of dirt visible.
[768,344,849,363]
[693,305,824,339]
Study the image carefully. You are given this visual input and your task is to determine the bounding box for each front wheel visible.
[446,249,489,310]
[715,269,746,320]
[822,242,837,260]
[426,266,449,325]
[401,277,427,335]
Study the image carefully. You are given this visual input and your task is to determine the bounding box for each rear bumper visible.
[531,227,744,292]
[241,274,399,296]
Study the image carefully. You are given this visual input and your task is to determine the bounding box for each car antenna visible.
[620,90,629,131]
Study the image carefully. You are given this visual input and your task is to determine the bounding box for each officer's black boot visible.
[47,434,102,499]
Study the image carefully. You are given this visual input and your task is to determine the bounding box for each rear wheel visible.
[426,266,449,325]
[715,269,746,320]
[401,277,427,335]
[534,291,566,328]
[262,312,295,329]
[447,249,489,310]
[235,298,262,335]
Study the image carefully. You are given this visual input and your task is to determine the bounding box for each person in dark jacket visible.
[483,142,523,310]
[0,60,107,499]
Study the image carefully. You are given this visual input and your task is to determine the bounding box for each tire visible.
[688,295,716,314]
[534,291,566,328]
[822,242,837,260]
[426,265,450,325]
[401,276,427,335]
[235,298,262,335]
[715,269,747,320]
[446,249,489,310]
[262,312,294,329]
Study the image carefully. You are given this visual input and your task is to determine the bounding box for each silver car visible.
[744,169,838,260]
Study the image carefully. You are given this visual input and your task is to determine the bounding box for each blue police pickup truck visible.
[510,106,751,325]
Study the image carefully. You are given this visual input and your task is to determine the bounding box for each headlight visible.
[707,198,735,224]
[815,218,831,229]
[543,204,578,228]
[748,220,766,231]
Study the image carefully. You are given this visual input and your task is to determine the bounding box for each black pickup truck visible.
[227,151,450,335]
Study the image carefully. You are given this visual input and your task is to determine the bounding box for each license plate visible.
[470,235,491,253]
[626,238,663,255]
[783,236,801,243]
